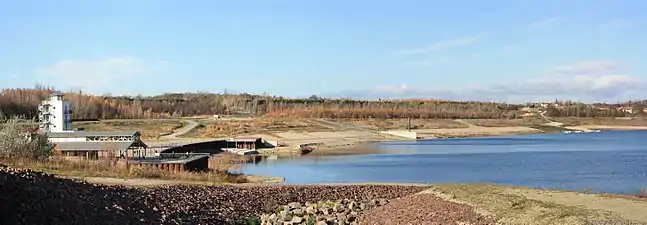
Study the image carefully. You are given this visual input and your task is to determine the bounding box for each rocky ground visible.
[6,166,642,225]
[359,193,497,225]
[0,167,426,224]
[260,193,500,225]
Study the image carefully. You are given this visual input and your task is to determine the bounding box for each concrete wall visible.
[380,130,418,139]
[161,140,227,154]
[185,156,209,172]
[264,140,278,148]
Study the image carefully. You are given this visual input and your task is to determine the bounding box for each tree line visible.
[0,87,641,121]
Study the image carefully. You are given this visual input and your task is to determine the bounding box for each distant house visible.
[617,106,634,113]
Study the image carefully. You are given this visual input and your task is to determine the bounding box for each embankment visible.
[0,167,424,224]
[3,167,646,225]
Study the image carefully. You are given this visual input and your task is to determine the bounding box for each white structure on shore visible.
[37,93,147,159]
[38,92,72,133]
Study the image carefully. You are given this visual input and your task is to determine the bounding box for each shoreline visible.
[230,127,647,186]
[5,167,646,225]
[59,174,646,199]
[144,121,647,187]
[295,124,647,155]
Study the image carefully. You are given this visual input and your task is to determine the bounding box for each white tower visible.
[38,93,72,133]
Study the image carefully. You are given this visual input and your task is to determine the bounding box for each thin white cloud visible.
[528,16,567,29]
[598,18,632,32]
[331,61,644,103]
[400,57,450,68]
[373,83,412,94]
[38,56,169,94]
[550,60,624,75]
[395,35,482,56]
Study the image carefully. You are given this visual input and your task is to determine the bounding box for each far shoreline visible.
[232,128,647,185]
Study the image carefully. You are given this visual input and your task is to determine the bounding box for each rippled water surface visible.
[240,130,647,194]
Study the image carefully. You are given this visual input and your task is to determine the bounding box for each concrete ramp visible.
[380,130,418,139]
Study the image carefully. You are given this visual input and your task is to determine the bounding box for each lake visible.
[239,130,647,194]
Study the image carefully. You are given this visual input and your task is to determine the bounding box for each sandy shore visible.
[249,121,546,155]
[577,125,647,130]
[414,126,542,139]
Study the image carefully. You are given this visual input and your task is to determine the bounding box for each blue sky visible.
[1,0,645,102]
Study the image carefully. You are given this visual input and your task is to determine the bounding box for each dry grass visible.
[208,154,259,171]
[1,157,247,183]
[337,118,468,130]
[552,117,647,126]
[0,121,38,130]
[464,117,549,127]
[72,119,185,139]
[183,118,331,138]
[433,184,628,225]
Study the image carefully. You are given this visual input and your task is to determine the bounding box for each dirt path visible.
[72,175,285,186]
[454,119,479,128]
[537,111,566,127]
[312,118,374,132]
[72,176,435,187]
[159,120,199,139]
[78,176,210,186]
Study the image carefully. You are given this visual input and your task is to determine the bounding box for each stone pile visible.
[0,167,427,224]
[259,198,391,225]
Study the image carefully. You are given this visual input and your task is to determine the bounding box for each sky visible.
[1,0,646,103]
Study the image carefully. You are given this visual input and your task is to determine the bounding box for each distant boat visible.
[585,129,601,133]
[563,129,600,134]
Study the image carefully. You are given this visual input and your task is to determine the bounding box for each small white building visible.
[37,93,148,159]
[38,93,72,133]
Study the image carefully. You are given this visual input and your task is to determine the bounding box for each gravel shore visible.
[358,193,498,225]
[0,167,426,224]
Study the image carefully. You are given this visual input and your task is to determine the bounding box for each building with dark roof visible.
[37,94,150,159]
[48,131,148,159]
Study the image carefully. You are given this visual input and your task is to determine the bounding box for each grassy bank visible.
[71,119,185,139]
[431,184,646,225]
[1,157,248,183]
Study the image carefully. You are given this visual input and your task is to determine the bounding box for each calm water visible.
[239,130,647,194]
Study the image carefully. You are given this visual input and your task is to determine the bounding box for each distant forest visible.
[0,86,641,120]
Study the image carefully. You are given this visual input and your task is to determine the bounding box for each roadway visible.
[159,120,200,139]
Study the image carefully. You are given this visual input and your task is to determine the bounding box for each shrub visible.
[0,118,51,160]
